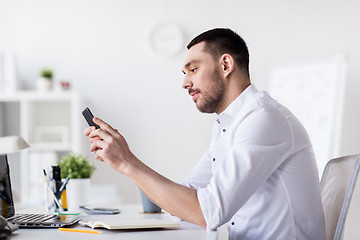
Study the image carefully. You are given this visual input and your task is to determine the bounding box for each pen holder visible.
[44,183,62,212]
[44,179,68,212]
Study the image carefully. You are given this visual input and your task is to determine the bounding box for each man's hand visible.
[83,117,137,174]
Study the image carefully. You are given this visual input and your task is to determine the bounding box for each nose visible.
[182,76,193,90]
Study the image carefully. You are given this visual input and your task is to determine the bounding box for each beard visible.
[195,68,225,113]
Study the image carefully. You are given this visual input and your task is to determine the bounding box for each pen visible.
[47,185,64,212]
[43,169,49,183]
[58,177,70,211]
[58,228,101,234]
[60,188,68,211]
[59,177,70,193]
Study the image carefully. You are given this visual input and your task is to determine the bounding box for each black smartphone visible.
[82,107,100,129]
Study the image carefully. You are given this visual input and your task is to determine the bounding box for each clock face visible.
[149,23,184,57]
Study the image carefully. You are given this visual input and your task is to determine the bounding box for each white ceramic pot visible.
[65,178,90,211]
[36,77,53,91]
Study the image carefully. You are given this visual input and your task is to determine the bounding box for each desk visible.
[9,205,218,240]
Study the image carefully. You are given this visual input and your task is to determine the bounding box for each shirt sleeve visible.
[197,107,294,230]
[182,150,213,190]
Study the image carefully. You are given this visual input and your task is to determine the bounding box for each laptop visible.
[0,154,82,228]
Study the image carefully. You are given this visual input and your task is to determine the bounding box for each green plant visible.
[58,152,95,179]
[41,69,53,79]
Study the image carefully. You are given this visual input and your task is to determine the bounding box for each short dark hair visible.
[187,28,249,77]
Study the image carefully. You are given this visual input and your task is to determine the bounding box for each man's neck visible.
[216,74,251,115]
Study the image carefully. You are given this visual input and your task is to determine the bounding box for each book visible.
[79,216,180,230]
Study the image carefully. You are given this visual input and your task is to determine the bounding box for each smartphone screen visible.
[82,107,100,129]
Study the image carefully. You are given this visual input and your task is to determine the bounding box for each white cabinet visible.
[0,91,81,202]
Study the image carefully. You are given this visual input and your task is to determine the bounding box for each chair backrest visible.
[320,154,360,240]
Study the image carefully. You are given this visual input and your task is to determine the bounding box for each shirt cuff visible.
[197,187,221,230]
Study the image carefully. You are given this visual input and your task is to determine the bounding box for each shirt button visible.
[212,158,216,162]
[231,222,235,225]
[222,129,226,132]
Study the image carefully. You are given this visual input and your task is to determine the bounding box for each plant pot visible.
[65,178,90,211]
[36,77,53,91]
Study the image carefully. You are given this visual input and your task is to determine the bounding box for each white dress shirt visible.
[183,85,325,240]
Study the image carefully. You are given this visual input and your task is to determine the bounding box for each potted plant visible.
[58,152,96,211]
[58,152,95,179]
[36,68,54,91]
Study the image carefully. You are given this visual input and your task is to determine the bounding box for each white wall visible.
[1,0,359,203]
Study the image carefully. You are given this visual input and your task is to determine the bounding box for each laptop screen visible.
[0,154,15,218]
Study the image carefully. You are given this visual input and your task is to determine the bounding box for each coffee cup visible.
[140,191,161,213]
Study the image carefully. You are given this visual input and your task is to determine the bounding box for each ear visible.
[220,54,235,78]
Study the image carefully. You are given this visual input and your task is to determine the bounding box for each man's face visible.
[182,42,225,114]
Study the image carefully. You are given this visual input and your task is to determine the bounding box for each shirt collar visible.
[216,84,259,126]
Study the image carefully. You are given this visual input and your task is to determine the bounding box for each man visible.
[85,28,325,239]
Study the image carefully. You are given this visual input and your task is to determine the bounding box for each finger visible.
[89,125,117,144]
[94,151,104,162]
[90,139,107,152]
[93,117,119,136]
[88,129,104,139]
[84,126,96,136]
[90,144,102,153]
[90,136,102,144]
[88,129,116,146]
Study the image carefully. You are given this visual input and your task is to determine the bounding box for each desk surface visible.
[10,204,218,240]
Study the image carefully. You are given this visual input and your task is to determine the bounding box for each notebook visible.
[0,154,82,228]
[79,215,180,230]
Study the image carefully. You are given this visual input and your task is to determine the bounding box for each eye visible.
[190,67,198,73]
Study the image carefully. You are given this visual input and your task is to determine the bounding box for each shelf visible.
[27,143,73,152]
[0,90,82,203]
[0,90,79,101]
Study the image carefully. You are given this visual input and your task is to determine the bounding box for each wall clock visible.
[148,23,184,57]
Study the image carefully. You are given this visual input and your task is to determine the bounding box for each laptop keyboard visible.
[7,213,82,228]
[7,213,57,223]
